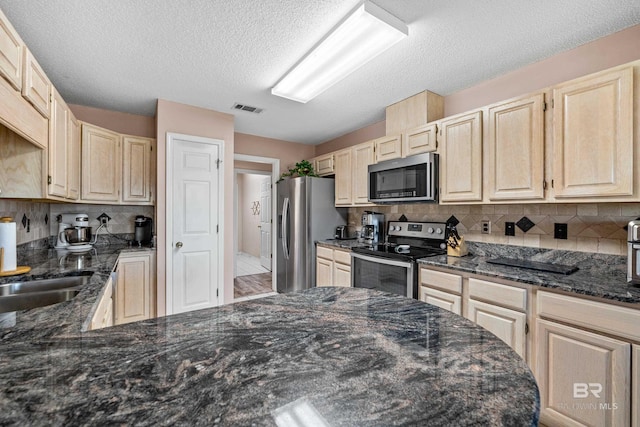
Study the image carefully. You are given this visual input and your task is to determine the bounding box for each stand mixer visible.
[55,213,96,252]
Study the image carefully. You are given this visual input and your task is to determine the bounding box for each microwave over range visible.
[368,153,438,203]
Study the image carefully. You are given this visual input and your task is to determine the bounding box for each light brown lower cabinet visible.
[536,319,630,427]
[466,298,526,358]
[89,274,114,330]
[419,286,461,315]
[633,345,639,427]
[316,246,351,287]
[115,252,156,325]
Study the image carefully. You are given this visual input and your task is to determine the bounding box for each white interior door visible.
[169,134,222,314]
[260,177,272,270]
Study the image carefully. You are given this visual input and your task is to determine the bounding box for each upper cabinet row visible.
[0,8,155,205]
[441,64,635,204]
[312,61,637,206]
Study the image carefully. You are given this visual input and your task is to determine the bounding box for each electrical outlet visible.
[554,223,568,239]
[481,220,491,234]
[97,213,111,224]
[505,222,516,236]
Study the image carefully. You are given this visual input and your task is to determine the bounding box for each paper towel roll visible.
[0,217,17,272]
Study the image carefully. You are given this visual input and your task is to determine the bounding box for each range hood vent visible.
[232,103,263,114]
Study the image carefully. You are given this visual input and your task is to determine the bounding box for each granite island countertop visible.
[0,287,539,426]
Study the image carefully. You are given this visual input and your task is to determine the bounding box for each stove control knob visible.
[396,226,401,231]
[389,225,396,231]
[436,228,443,235]
[427,227,434,233]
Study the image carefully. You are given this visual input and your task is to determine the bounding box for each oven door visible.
[350,252,416,299]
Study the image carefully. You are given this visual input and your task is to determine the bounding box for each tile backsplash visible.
[0,200,154,247]
[349,203,640,255]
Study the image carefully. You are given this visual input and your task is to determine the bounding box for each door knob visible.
[176,242,183,248]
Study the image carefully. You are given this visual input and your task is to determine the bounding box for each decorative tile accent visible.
[516,216,535,233]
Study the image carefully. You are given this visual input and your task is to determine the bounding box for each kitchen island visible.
[0,284,539,426]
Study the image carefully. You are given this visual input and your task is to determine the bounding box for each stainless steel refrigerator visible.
[276,176,347,293]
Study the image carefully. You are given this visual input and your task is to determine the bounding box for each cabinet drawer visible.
[468,278,527,311]
[419,268,462,294]
[537,291,640,342]
[316,245,333,260]
[333,248,351,265]
[419,286,462,315]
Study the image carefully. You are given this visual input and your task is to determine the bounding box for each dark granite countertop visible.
[0,287,539,426]
[317,239,366,250]
[0,244,155,333]
[418,242,640,305]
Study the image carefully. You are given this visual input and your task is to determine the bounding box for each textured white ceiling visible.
[0,0,638,144]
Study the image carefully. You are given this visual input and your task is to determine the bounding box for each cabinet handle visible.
[176,242,183,248]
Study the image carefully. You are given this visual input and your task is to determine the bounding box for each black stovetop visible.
[352,243,446,262]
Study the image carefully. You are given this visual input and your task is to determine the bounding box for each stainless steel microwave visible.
[368,153,438,203]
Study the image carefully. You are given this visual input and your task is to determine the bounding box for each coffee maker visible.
[134,216,153,246]
[361,211,385,245]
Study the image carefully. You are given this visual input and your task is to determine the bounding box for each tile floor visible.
[236,252,270,277]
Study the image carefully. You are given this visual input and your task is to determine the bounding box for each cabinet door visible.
[403,123,437,157]
[487,93,544,201]
[67,113,80,200]
[633,345,639,427]
[122,135,153,203]
[81,123,121,202]
[0,8,22,91]
[115,254,152,325]
[467,298,526,358]
[334,149,352,205]
[552,67,633,198]
[315,153,334,176]
[48,88,68,198]
[90,276,113,330]
[316,256,333,287]
[536,319,630,427]
[333,249,351,287]
[419,286,461,315]
[440,110,483,202]
[374,135,402,163]
[352,142,374,204]
[21,49,51,119]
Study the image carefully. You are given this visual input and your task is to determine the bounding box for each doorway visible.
[233,154,279,301]
[165,133,224,315]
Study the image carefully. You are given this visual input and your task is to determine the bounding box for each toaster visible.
[335,225,355,240]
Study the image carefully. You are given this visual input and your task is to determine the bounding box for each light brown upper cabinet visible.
[22,49,51,119]
[374,135,402,163]
[67,113,80,200]
[386,90,444,136]
[352,141,375,204]
[486,93,545,201]
[81,122,121,202]
[439,110,483,203]
[0,8,22,91]
[48,88,69,199]
[314,153,334,176]
[403,123,438,157]
[334,148,352,205]
[122,135,154,204]
[552,66,634,199]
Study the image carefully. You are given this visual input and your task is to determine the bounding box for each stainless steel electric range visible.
[351,221,448,299]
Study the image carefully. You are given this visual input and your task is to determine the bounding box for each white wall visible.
[237,173,266,257]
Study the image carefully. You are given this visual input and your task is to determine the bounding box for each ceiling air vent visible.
[232,103,263,114]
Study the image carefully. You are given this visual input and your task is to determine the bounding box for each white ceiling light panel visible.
[271,1,408,103]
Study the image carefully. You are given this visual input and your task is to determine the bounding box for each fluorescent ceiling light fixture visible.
[271,1,408,103]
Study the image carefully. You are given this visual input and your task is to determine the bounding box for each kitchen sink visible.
[0,274,92,313]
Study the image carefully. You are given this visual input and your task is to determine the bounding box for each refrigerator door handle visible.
[282,197,290,260]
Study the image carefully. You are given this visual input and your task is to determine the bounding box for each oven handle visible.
[350,251,413,268]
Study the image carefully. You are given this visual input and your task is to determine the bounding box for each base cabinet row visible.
[316,246,351,287]
[419,266,639,426]
[89,251,156,330]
